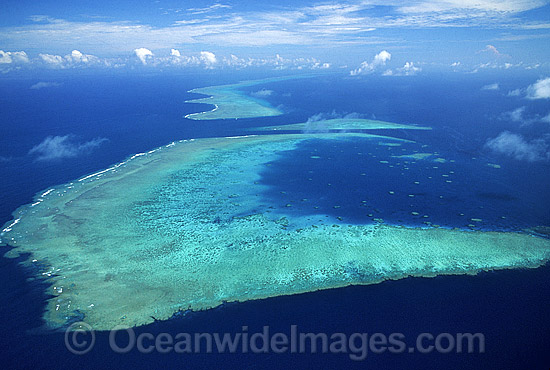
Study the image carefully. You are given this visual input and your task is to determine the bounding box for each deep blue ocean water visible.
[259,137,549,230]
[0,70,549,369]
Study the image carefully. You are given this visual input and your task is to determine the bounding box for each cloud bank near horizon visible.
[0,48,335,72]
[0,0,548,74]
[1,1,548,53]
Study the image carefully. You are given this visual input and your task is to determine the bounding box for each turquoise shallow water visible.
[3,132,549,330]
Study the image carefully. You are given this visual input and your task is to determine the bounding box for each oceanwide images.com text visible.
[65,322,485,360]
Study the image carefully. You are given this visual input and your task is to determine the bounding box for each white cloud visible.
[29,135,108,161]
[350,50,391,76]
[300,111,367,132]
[485,131,550,162]
[383,61,421,76]
[469,60,537,73]
[200,51,217,64]
[29,49,332,71]
[503,106,526,122]
[482,83,500,90]
[38,50,100,68]
[396,61,421,76]
[399,0,546,13]
[373,50,391,65]
[0,51,11,64]
[507,89,522,96]
[0,0,548,60]
[0,50,29,64]
[66,49,98,63]
[311,62,331,69]
[70,50,83,60]
[526,77,550,99]
[220,54,332,70]
[39,53,65,66]
[525,63,541,70]
[134,48,154,65]
[479,44,502,56]
[500,106,550,125]
[187,3,232,15]
[306,111,363,123]
[30,81,62,90]
[250,89,274,98]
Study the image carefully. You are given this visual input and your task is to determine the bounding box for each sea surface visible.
[0,70,549,369]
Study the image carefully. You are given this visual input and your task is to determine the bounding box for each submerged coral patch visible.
[184,76,306,120]
[255,118,431,132]
[2,133,550,331]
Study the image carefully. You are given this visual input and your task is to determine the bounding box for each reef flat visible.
[254,118,432,132]
[391,152,449,163]
[184,76,306,120]
[2,132,550,331]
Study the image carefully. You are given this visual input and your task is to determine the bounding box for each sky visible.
[0,0,550,73]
